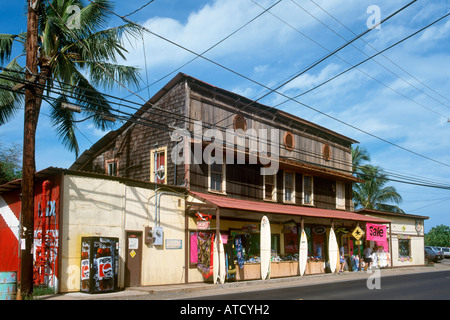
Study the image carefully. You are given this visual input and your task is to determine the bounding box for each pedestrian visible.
[339,252,346,273]
[363,245,372,270]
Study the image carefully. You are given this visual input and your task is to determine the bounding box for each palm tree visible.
[351,145,371,176]
[353,164,404,213]
[0,0,142,157]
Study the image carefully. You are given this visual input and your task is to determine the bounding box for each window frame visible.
[263,174,277,201]
[302,175,314,206]
[336,181,345,210]
[283,171,295,203]
[208,162,226,194]
[105,159,119,177]
[150,146,168,184]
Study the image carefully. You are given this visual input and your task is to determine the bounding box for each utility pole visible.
[20,0,39,299]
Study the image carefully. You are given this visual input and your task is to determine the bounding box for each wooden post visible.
[20,0,39,298]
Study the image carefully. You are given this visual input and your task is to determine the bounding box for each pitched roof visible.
[71,73,357,170]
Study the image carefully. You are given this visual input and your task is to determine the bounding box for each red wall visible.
[0,175,60,287]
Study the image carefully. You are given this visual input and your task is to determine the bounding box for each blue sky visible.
[1,0,449,232]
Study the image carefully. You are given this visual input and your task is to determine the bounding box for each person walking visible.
[363,245,372,270]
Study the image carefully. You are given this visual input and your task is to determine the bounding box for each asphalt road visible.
[182,269,450,300]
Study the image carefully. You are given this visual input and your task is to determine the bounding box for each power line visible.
[286,13,450,118]
[121,0,155,19]
[84,0,450,170]
[288,0,450,117]
[308,0,450,107]
[3,70,450,191]
[124,0,282,99]
[215,0,419,127]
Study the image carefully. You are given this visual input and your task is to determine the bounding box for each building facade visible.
[70,73,390,284]
[0,168,186,293]
[357,209,428,267]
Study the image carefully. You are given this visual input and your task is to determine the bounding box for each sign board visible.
[366,223,387,242]
[352,226,364,240]
[165,239,182,250]
[197,220,210,230]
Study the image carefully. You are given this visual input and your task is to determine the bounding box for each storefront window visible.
[399,238,411,258]
[283,225,298,254]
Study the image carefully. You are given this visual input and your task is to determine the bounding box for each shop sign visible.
[313,226,326,234]
[243,224,257,232]
[352,226,364,240]
[197,220,210,230]
[415,220,424,234]
[366,223,386,242]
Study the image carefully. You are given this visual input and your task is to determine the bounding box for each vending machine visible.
[81,237,119,293]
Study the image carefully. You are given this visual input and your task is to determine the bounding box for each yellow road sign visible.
[352,226,364,240]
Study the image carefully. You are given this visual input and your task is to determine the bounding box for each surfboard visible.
[218,234,226,284]
[260,215,271,280]
[299,228,308,276]
[328,227,338,273]
[213,234,219,284]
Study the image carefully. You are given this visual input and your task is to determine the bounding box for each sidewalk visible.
[41,262,450,300]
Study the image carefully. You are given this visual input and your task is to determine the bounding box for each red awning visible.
[189,191,389,224]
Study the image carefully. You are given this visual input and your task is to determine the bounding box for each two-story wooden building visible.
[71,73,389,284]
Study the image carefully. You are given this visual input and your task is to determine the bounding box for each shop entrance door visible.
[125,231,142,287]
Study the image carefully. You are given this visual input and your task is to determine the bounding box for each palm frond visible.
[0,59,25,124]
[70,68,115,131]
[86,60,141,90]
[49,94,80,157]
[0,34,17,65]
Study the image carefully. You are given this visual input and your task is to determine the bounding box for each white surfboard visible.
[328,227,338,273]
[218,234,226,284]
[213,234,219,284]
[260,215,271,280]
[299,228,308,276]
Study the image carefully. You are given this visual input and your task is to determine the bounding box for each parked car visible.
[425,246,444,260]
[439,247,450,259]
[425,247,437,262]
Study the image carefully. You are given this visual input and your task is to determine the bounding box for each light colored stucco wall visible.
[365,214,425,267]
[60,174,185,292]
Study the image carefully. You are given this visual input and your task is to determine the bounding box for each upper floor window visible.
[323,144,331,161]
[150,147,167,184]
[233,114,247,132]
[303,175,313,205]
[264,174,277,201]
[336,181,345,210]
[209,163,226,193]
[106,159,118,176]
[284,171,295,203]
[284,132,295,151]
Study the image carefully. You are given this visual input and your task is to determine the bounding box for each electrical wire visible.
[121,0,155,19]
[308,0,450,107]
[2,72,450,191]
[83,0,450,170]
[3,0,450,188]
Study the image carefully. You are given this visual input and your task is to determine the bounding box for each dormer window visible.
[106,159,118,176]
